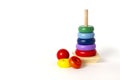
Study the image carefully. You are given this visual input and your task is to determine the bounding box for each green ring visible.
[78,25,94,33]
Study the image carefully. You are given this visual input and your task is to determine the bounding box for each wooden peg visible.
[84,9,88,27]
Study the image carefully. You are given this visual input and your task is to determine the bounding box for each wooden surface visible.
[73,52,100,64]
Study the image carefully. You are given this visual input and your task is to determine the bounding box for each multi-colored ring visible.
[77,38,95,45]
[76,44,96,51]
[78,25,94,33]
[75,49,96,57]
[78,33,94,39]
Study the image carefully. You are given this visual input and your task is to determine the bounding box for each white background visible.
[0,0,120,80]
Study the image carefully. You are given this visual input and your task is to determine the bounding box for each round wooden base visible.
[73,52,100,64]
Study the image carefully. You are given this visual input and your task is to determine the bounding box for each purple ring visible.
[76,44,96,51]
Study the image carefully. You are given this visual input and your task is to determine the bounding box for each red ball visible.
[75,49,96,57]
[57,49,70,59]
[69,56,82,69]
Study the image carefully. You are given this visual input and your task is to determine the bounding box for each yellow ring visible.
[57,59,71,68]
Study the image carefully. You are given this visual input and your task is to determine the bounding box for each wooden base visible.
[73,52,100,64]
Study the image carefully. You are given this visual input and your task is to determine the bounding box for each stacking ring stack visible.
[74,9,100,64]
[75,25,96,57]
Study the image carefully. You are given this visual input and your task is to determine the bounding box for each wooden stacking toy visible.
[73,9,100,64]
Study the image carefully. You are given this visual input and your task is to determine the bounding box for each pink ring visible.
[76,44,96,51]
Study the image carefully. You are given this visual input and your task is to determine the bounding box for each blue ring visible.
[78,33,94,39]
[77,38,95,45]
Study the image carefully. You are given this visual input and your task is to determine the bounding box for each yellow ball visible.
[57,59,71,68]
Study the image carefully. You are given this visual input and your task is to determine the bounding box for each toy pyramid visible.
[73,9,100,64]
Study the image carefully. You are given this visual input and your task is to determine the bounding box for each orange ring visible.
[69,56,82,69]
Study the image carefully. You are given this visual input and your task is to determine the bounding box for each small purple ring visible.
[76,44,96,51]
